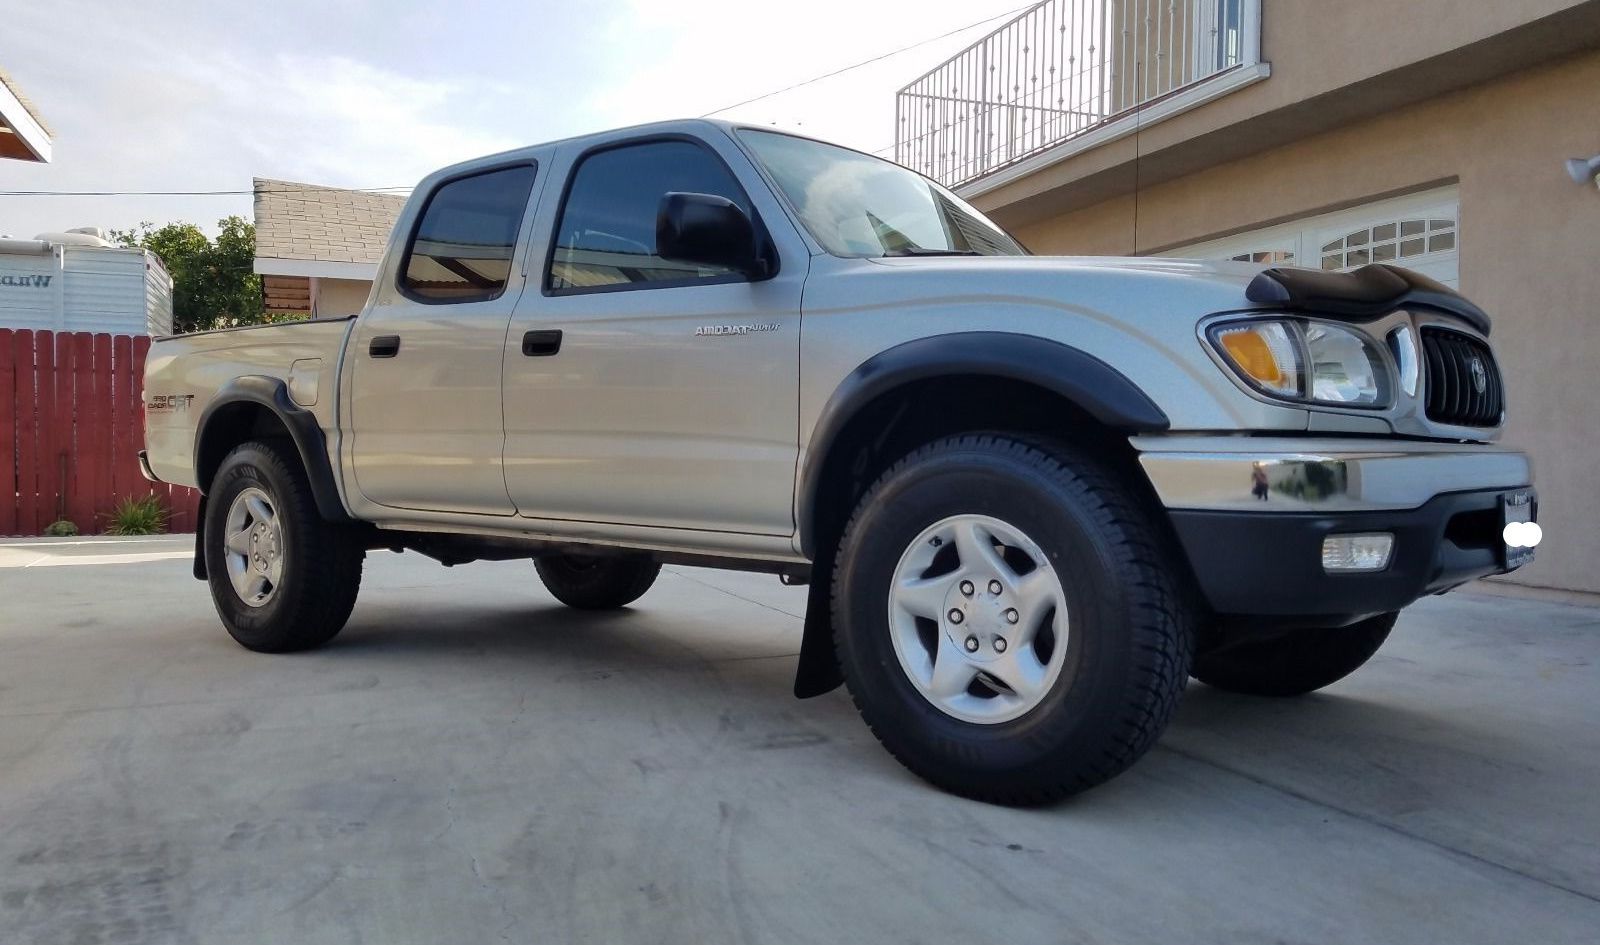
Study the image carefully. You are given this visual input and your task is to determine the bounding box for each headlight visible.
[1209,318,1391,408]
[1304,322,1388,405]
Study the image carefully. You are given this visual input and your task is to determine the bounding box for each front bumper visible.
[1134,437,1535,622]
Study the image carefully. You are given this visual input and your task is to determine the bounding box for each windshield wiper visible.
[881,247,981,257]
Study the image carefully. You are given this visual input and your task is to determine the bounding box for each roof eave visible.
[0,77,51,162]
[253,257,380,281]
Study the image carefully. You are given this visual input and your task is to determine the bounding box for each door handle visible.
[522,329,563,357]
[368,335,401,358]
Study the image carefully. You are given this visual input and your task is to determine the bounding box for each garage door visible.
[1163,186,1460,288]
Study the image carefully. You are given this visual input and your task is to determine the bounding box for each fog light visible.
[1322,533,1394,572]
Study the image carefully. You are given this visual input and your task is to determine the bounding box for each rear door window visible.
[401,164,538,303]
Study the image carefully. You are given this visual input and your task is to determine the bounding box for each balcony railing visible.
[895,0,1260,189]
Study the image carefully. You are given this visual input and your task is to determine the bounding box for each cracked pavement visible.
[1,535,1597,943]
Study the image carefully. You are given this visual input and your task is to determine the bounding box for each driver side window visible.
[547,140,753,292]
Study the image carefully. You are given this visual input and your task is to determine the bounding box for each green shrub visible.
[104,495,169,536]
[43,519,79,537]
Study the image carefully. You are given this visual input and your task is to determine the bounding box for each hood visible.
[868,252,1261,288]
[861,253,1266,316]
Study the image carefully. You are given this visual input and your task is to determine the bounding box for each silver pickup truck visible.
[142,119,1538,803]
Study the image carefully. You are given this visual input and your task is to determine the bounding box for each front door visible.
[502,136,804,535]
[348,162,540,514]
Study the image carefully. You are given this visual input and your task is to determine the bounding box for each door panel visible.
[350,305,517,514]
[349,161,541,514]
[503,279,801,533]
[502,136,804,535]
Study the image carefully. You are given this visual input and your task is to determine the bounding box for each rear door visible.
[501,134,807,535]
[348,160,542,514]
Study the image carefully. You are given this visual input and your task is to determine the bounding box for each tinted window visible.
[402,164,537,302]
[549,140,752,291]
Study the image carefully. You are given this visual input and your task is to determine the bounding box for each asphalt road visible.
[2,536,1597,944]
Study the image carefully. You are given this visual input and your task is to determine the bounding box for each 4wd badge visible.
[146,394,195,412]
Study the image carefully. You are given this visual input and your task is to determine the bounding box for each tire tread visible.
[831,433,1194,804]
[206,440,363,652]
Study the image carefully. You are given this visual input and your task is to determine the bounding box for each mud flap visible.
[792,561,844,698]
[192,494,208,580]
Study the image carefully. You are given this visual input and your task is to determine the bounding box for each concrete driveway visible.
[2,535,1596,944]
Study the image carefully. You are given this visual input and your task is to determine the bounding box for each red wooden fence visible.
[1,328,202,536]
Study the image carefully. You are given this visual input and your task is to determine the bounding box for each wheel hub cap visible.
[223,487,284,608]
[887,514,1069,724]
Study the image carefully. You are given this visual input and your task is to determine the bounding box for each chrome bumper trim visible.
[137,450,161,484]
[1133,436,1532,512]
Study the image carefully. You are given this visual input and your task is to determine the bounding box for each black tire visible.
[535,554,660,610]
[832,434,1196,805]
[204,440,364,652]
[1191,612,1397,697]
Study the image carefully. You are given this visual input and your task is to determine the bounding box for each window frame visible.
[541,133,776,298]
[396,159,540,307]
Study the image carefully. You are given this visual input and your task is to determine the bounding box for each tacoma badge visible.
[694,323,780,337]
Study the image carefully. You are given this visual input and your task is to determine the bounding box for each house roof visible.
[0,66,52,162]
[252,178,407,278]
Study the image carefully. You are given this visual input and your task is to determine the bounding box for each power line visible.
[9,4,1039,199]
[698,1,1038,117]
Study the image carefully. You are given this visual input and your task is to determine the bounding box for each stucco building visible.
[897,0,1600,596]
[252,178,405,319]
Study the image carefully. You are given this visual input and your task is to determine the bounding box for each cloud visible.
[212,53,523,187]
[580,0,1027,154]
[1,0,1025,240]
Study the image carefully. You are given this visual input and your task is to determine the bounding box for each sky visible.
[1,0,1032,240]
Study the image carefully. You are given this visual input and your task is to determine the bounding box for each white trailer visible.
[0,228,173,336]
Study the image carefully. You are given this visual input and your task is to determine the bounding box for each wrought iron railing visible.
[896,0,1257,188]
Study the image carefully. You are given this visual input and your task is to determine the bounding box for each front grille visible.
[1421,327,1503,427]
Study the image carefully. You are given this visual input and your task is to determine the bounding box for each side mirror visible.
[656,192,767,278]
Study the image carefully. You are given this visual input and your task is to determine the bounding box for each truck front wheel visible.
[535,554,660,610]
[203,440,364,652]
[831,434,1196,804]
[1191,612,1397,697]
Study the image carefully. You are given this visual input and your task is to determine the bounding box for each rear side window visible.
[401,164,538,303]
[547,140,752,292]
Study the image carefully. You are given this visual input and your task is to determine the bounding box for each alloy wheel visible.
[887,514,1069,723]
[222,486,285,608]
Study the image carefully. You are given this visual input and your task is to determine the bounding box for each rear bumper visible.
[1135,437,1535,622]
[137,450,161,483]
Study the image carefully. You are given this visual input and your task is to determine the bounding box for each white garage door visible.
[1163,186,1460,288]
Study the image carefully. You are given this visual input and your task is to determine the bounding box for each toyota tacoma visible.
[141,120,1538,803]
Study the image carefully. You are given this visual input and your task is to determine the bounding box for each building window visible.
[1321,217,1456,270]
[401,164,538,303]
[1229,250,1295,264]
[547,140,753,292]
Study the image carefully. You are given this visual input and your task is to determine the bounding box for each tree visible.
[110,216,290,334]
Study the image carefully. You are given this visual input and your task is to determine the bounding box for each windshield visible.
[739,130,1027,259]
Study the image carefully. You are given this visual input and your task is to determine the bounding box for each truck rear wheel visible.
[535,554,660,610]
[831,434,1195,804]
[1191,612,1398,697]
[203,440,364,652]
